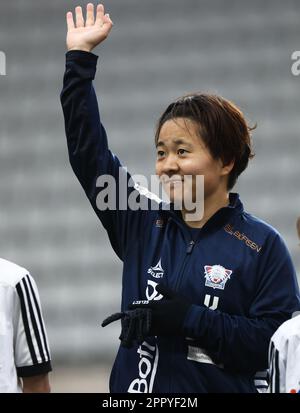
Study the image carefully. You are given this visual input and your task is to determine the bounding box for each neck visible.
[182,190,230,228]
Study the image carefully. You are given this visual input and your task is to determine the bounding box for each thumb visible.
[101,312,124,327]
[156,284,176,299]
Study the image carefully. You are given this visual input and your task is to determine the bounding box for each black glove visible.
[129,284,191,337]
[101,308,152,348]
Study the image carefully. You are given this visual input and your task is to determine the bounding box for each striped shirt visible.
[269,314,300,393]
[0,258,52,392]
[254,370,269,393]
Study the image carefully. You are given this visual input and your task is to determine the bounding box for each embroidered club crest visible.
[204,265,232,290]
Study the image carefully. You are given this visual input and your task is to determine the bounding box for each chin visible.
[168,193,184,207]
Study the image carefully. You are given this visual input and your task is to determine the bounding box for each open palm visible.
[66,3,113,52]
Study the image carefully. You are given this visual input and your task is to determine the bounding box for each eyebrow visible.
[156,139,192,148]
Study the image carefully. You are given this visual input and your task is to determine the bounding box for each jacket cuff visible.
[17,360,52,378]
[65,50,99,80]
[183,304,208,338]
[66,50,99,64]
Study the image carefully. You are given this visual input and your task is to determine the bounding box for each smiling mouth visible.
[161,176,184,184]
[167,180,183,184]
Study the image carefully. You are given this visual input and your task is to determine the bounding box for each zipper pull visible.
[186,240,195,254]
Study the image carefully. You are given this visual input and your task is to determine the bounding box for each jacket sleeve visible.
[60,51,159,260]
[183,232,300,374]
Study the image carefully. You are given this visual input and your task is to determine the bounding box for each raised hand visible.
[66,3,113,52]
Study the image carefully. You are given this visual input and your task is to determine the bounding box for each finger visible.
[104,13,114,26]
[137,314,151,344]
[101,312,124,327]
[85,3,95,27]
[95,3,105,25]
[121,317,136,348]
[156,284,175,299]
[102,14,114,35]
[119,317,129,340]
[75,6,84,28]
[143,309,152,337]
[136,317,145,344]
[66,11,75,30]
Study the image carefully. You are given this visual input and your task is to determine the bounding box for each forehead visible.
[157,118,201,145]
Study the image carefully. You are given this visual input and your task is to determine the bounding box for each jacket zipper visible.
[174,240,195,291]
[170,239,195,392]
[186,240,195,254]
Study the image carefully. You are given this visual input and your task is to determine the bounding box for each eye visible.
[157,150,165,158]
[178,148,188,155]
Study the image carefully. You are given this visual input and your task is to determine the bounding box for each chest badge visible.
[204,265,232,290]
[147,259,164,279]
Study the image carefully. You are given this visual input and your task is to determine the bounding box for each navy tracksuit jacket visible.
[60,51,300,393]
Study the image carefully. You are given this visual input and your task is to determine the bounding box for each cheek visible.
[186,156,219,177]
[155,162,161,176]
[181,159,205,176]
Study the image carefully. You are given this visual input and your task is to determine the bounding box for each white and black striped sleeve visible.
[268,340,284,393]
[14,273,52,377]
[268,318,300,393]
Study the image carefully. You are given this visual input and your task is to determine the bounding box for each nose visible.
[159,153,179,175]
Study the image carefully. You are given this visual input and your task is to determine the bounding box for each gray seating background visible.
[0,0,299,372]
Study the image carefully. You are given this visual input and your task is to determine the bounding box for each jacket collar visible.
[160,192,244,234]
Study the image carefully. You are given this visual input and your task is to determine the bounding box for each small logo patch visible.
[155,219,165,228]
[204,265,232,290]
[147,259,164,279]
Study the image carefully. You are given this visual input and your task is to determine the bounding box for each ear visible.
[220,159,235,177]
